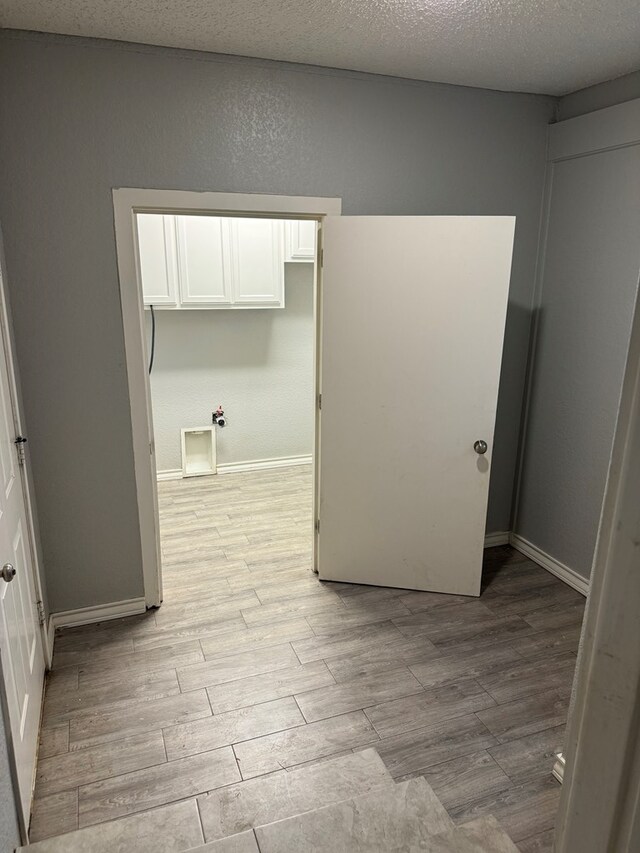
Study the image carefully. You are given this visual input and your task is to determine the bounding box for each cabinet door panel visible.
[136,214,178,306]
[286,220,317,262]
[177,215,231,304]
[229,219,284,306]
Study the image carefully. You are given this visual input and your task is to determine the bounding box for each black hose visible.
[148,304,156,374]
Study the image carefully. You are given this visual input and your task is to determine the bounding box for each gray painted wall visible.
[515,145,640,579]
[0,30,553,612]
[149,264,314,472]
[558,69,640,120]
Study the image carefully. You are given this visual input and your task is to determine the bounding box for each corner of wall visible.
[557,68,640,121]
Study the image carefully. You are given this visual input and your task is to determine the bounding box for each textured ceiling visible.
[1,1,640,95]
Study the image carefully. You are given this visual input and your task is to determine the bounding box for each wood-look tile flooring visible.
[33,466,585,851]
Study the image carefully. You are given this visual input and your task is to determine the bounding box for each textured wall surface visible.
[515,145,640,579]
[2,1,640,94]
[0,31,553,611]
[558,68,640,120]
[149,265,314,472]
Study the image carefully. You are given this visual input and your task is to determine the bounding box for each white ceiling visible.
[1,0,640,96]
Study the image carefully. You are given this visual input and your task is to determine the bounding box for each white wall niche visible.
[181,426,216,477]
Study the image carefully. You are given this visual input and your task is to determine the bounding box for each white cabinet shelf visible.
[137,214,286,309]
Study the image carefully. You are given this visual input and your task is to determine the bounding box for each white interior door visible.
[0,270,45,828]
[318,216,515,596]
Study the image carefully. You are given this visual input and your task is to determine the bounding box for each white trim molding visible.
[157,454,313,481]
[46,617,55,658]
[483,531,510,548]
[217,454,312,475]
[113,188,342,219]
[510,533,589,596]
[553,752,566,784]
[50,597,147,631]
[156,469,183,481]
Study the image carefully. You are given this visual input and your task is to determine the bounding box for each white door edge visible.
[0,263,51,667]
[0,245,47,835]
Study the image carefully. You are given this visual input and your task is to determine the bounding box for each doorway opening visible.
[135,210,320,609]
[113,190,341,608]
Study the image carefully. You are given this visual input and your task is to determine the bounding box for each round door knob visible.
[1,563,16,583]
[474,440,488,455]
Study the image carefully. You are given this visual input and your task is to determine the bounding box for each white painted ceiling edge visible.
[1,0,639,95]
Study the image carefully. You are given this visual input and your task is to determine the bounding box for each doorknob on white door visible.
[1,563,16,583]
[474,440,488,455]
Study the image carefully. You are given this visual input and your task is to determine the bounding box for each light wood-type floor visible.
[33,466,585,851]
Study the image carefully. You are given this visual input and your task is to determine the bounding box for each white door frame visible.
[0,242,51,669]
[112,189,341,606]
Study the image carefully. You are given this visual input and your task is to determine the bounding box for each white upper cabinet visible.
[136,214,287,309]
[136,214,179,306]
[285,220,316,262]
[229,218,285,306]
[176,215,231,305]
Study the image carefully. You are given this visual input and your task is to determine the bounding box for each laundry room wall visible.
[148,263,315,473]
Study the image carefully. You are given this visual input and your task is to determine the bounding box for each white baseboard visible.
[156,469,183,481]
[484,531,510,548]
[157,455,313,481]
[553,752,566,784]
[50,597,147,630]
[45,617,55,667]
[510,533,589,596]
[217,454,312,475]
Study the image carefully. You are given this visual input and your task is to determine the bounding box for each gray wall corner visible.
[558,68,640,121]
